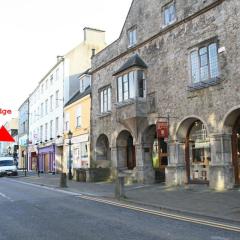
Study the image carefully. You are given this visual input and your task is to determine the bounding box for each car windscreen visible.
[0,160,14,166]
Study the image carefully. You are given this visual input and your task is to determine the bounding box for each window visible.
[81,142,88,159]
[55,70,59,81]
[117,70,146,102]
[55,90,59,107]
[50,120,53,139]
[65,112,70,131]
[46,79,48,90]
[128,28,137,47]
[76,107,81,128]
[41,103,44,117]
[55,117,59,136]
[45,99,48,115]
[40,125,43,142]
[80,75,91,93]
[41,84,44,94]
[190,42,219,84]
[100,86,111,113]
[164,1,176,26]
[50,95,53,111]
[45,123,48,140]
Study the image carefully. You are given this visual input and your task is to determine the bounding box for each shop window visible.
[188,121,211,181]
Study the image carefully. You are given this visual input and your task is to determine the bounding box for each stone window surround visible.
[127,25,137,49]
[162,0,177,28]
[98,84,112,115]
[187,37,221,91]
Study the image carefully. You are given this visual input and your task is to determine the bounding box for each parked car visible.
[0,156,18,176]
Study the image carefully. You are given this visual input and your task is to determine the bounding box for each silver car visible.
[0,157,18,176]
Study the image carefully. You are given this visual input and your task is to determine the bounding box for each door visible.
[44,154,49,172]
[127,136,136,170]
[232,117,240,185]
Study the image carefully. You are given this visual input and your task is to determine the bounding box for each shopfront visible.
[38,144,56,173]
[186,120,211,183]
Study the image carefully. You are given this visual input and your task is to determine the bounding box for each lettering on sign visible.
[0,108,12,116]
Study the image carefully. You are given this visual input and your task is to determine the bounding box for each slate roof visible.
[64,86,91,107]
[113,54,148,76]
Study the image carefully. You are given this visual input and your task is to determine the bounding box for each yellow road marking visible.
[77,195,240,233]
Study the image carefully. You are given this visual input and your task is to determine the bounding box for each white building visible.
[28,58,64,172]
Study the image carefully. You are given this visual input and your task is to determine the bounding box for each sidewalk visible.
[13,172,240,224]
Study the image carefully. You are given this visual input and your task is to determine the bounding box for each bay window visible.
[117,70,146,102]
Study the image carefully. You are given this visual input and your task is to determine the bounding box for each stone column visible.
[165,141,187,186]
[136,144,155,184]
[110,147,118,180]
[209,134,234,190]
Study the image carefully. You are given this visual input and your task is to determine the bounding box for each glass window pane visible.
[117,77,123,102]
[103,89,107,112]
[129,72,135,98]
[107,88,111,111]
[190,51,200,83]
[123,74,129,100]
[209,43,219,78]
[100,91,103,113]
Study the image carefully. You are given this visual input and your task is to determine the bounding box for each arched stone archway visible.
[116,130,136,170]
[95,134,111,168]
[223,108,240,185]
[176,117,210,183]
[142,124,167,182]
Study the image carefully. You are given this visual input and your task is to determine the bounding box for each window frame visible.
[162,1,176,27]
[116,69,146,104]
[189,40,220,86]
[128,26,137,48]
[99,85,112,114]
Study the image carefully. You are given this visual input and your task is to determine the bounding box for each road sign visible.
[0,125,15,142]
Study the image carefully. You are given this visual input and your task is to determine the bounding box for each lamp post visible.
[68,130,73,180]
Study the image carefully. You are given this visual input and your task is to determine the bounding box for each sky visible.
[0,0,132,125]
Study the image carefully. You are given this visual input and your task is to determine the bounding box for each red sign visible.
[0,108,12,116]
[157,121,168,138]
[0,126,15,142]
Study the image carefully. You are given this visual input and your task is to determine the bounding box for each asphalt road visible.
[0,177,239,240]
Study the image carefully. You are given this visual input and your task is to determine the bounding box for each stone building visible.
[91,0,240,190]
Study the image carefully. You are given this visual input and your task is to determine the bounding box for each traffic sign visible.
[0,125,15,142]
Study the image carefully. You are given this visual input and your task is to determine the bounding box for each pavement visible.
[12,171,240,225]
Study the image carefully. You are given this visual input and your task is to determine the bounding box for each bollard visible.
[115,176,125,199]
[60,173,67,188]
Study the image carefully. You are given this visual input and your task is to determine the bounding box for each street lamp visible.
[68,130,73,180]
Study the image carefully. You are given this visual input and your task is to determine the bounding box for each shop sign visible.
[157,121,168,138]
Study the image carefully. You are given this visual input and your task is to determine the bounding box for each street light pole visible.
[68,130,73,180]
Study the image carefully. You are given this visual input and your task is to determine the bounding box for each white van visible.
[0,156,18,176]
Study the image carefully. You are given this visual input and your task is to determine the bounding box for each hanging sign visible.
[157,121,168,138]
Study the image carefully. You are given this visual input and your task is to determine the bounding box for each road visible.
[0,177,239,240]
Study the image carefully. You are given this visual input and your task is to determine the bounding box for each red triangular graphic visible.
[0,126,15,142]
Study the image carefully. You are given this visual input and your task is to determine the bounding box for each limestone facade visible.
[91,0,240,189]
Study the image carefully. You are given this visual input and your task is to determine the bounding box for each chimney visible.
[91,49,96,58]
[57,55,64,62]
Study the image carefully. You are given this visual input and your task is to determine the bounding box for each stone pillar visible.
[209,134,234,190]
[136,144,155,184]
[110,147,118,180]
[165,141,187,186]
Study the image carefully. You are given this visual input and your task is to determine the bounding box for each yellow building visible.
[63,71,91,177]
